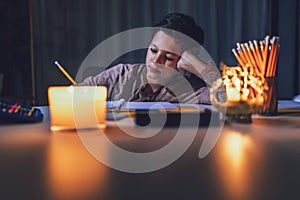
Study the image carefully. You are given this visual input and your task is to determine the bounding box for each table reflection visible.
[215,130,263,199]
[46,132,109,200]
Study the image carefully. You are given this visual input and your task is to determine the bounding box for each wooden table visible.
[1,106,300,200]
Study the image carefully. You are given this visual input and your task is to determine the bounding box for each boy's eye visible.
[150,48,158,53]
[165,56,174,61]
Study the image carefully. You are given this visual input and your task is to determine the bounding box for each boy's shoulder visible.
[106,63,146,75]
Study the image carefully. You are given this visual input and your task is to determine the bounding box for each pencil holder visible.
[230,35,280,116]
[258,77,278,116]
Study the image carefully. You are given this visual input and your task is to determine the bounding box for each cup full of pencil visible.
[232,35,280,116]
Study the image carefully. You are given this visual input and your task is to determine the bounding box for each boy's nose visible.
[153,53,164,64]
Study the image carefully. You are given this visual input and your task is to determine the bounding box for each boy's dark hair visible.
[154,13,205,46]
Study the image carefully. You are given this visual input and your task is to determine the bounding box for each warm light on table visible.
[48,86,107,131]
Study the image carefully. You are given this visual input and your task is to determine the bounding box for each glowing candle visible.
[227,87,241,102]
[48,86,107,131]
[227,76,241,102]
[241,88,249,101]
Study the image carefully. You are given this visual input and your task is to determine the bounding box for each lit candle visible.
[241,88,249,101]
[227,76,241,102]
[211,64,268,111]
[227,87,241,102]
[48,86,107,131]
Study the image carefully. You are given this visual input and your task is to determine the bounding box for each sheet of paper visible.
[278,100,300,112]
[107,101,216,112]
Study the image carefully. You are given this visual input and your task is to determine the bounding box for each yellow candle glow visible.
[48,86,107,131]
[226,76,241,102]
[227,87,241,102]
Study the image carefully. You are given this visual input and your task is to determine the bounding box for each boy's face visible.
[145,31,182,85]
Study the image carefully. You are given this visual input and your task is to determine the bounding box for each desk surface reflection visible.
[1,107,300,200]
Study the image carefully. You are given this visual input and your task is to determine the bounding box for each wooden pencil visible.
[253,40,263,66]
[261,35,270,76]
[249,41,260,68]
[270,37,280,77]
[54,61,76,84]
[266,37,275,77]
[236,43,248,65]
[232,48,246,67]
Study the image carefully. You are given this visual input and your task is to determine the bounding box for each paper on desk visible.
[123,102,178,110]
[106,99,125,108]
[107,101,177,110]
[106,101,217,113]
[278,100,300,113]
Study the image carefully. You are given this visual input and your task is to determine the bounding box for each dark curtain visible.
[32,0,300,105]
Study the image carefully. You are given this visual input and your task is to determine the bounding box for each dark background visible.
[0,0,299,105]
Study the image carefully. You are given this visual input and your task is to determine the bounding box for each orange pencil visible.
[240,43,253,66]
[232,48,246,67]
[54,61,77,84]
[270,46,278,77]
[253,40,263,65]
[236,43,248,65]
[248,41,259,66]
[245,43,258,67]
[250,41,262,69]
[266,37,275,77]
[262,35,270,76]
[259,41,265,75]
[270,37,280,77]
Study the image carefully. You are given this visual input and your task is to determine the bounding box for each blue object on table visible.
[0,98,43,124]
